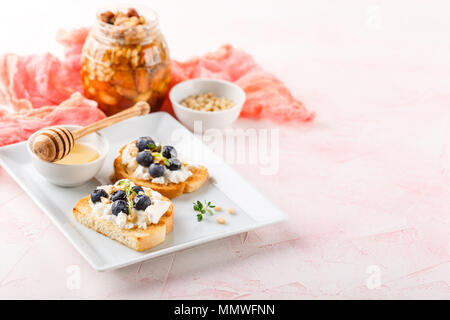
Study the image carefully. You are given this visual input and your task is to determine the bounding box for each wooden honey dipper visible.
[32,101,150,162]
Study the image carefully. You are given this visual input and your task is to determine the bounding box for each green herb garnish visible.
[118,180,137,212]
[147,143,162,152]
[193,200,216,221]
[152,152,171,166]
[117,180,126,186]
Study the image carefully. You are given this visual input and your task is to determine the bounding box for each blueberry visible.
[90,188,108,203]
[136,136,155,151]
[110,190,126,202]
[136,151,153,167]
[132,185,144,194]
[134,194,151,211]
[162,145,177,159]
[149,163,165,178]
[111,200,129,216]
[167,158,182,171]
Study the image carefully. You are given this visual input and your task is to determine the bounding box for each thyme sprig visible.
[147,143,161,152]
[147,143,169,166]
[117,180,137,212]
[193,200,216,222]
[152,152,170,166]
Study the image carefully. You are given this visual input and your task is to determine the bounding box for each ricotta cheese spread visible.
[88,180,170,230]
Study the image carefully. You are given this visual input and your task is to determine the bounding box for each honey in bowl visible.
[54,143,99,165]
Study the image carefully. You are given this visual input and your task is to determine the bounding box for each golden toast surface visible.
[73,195,174,252]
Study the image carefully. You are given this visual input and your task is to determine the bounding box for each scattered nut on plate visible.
[214,206,222,211]
[181,92,235,112]
[227,207,234,214]
[216,216,226,224]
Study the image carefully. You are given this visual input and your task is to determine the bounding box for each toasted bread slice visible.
[73,195,174,252]
[113,144,209,199]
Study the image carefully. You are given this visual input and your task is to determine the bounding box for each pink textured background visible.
[0,0,449,299]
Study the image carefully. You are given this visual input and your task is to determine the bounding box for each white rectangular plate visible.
[0,112,287,271]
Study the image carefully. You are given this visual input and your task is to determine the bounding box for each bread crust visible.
[113,144,209,199]
[73,194,174,252]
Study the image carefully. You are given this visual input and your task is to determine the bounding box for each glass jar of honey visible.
[81,6,171,115]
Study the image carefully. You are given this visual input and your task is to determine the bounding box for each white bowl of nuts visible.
[169,79,246,132]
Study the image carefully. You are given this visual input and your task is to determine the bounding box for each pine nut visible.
[216,216,226,224]
[181,93,235,112]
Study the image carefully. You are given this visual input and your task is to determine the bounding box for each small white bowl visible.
[169,79,246,132]
[27,125,109,187]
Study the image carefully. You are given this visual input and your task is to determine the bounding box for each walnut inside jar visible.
[99,8,147,27]
[81,7,171,115]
